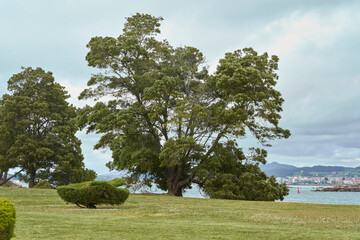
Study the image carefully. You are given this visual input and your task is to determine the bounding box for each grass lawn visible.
[1,187,360,239]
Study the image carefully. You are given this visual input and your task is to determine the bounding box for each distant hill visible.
[95,171,128,181]
[260,162,360,178]
[260,162,298,177]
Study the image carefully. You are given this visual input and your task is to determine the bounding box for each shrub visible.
[35,180,53,189]
[108,178,125,187]
[0,198,16,240]
[56,180,129,208]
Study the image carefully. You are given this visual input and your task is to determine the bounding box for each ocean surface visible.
[278,185,360,205]
[135,185,360,205]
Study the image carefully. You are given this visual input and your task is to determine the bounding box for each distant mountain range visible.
[259,162,298,177]
[260,162,360,178]
[95,162,360,180]
[95,171,128,181]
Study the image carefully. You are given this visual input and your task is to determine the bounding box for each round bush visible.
[0,197,16,240]
[35,180,53,189]
[56,180,129,208]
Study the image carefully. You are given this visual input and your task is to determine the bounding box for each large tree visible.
[79,13,290,200]
[0,67,96,188]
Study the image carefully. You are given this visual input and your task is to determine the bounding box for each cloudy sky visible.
[1,0,359,174]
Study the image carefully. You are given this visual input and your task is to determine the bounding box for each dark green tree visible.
[79,13,290,200]
[0,105,20,184]
[0,67,96,188]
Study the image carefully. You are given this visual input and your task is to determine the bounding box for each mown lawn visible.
[1,187,360,239]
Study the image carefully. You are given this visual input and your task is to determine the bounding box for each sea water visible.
[279,185,360,205]
[136,184,360,205]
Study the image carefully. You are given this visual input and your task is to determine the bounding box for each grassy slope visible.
[0,188,359,240]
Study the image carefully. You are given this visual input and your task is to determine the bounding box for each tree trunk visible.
[166,166,186,197]
[167,186,183,196]
[29,170,36,188]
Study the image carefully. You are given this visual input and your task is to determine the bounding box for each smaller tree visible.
[57,178,129,208]
[0,67,95,187]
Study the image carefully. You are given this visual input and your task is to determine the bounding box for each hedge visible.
[35,180,53,189]
[56,179,129,208]
[0,198,16,240]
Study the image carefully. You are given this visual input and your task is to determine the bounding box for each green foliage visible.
[204,173,289,201]
[108,178,126,187]
[56,180,129,208]
[35,180,53,189]
[79,13,290,201]
[0,108,17,174]
[48,165,97,187]
[0,197,15,240]
[195,142,289,201]
[0,67,96,188]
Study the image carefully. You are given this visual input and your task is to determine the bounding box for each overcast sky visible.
[1,0,359,174]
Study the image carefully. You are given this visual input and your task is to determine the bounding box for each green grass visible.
[1,188,360,239]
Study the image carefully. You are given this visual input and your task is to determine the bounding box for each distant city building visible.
[277,176,360,185]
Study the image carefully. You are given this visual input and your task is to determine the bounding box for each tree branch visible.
[0,168,25,187]
[202,125,229,161]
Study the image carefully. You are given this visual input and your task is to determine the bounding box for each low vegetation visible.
[0,197,16,240]
[35,180,53,189]
[56,179,129,208]
[1,188,360,239]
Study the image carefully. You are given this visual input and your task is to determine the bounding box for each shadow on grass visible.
[61,205,136,210]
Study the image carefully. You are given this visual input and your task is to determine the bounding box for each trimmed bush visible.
[0,198,16,240]
[56,180,129,208]
[35,180,53,189]
[108,178,126,187]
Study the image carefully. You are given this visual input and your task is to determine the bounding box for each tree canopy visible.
[79,13,290,200]
[0,67,96,188]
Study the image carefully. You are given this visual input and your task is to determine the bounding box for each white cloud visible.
[266,11,349,55]
[340,158,360,163]
[59,79,87,106]
[59,78,113,108]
